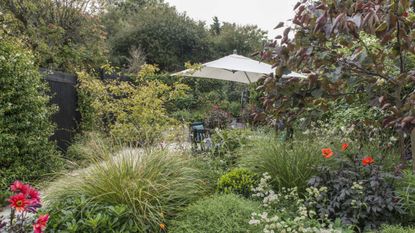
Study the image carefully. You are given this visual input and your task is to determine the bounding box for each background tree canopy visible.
[0,0,108,72]
[103,0,267,71]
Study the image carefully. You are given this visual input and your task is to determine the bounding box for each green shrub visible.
[0,39,62,195]
[306,148,403,231]
[210,128,254,168]
[379,225,415,233]
[46,195,142,232]
[169,194,261,233]
[204,106,231,129]
[250,173,351,233]
[217,168,257,197]
[239,138,323,193]
[44,149,206,232]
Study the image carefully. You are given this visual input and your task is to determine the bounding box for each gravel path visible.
[0,207,10,219]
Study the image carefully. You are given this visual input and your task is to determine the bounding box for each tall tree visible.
[258,0,415,168]
[104,2,212,71]
[211,16,221,36]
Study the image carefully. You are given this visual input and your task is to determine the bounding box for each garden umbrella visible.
[173,51,306,84]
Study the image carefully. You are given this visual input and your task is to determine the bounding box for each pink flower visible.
[8,193,28,212]
[10,181,29,194]
[33,214,49,233]
[26,186,41,204]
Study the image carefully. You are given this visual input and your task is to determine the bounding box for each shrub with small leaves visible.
[217,168,257,197]
[204,105,231,129]
[170,194,261,233]
[306,144,404,231]
[249,173,350,233]
[0,39,61,194]
[46,195,141,233]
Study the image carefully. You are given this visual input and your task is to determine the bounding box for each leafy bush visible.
[212,129,252,156]
[44,149,206,232]
[306,145,403,231]
[249,173,351,233]
[379,225,415,233]
[204,105,231,129]
[46,195,142,232]
[169,194,261,233]
[77,67,189,146]
[239,137,324,193]
[0,39,61,195]
[217,168,258,197]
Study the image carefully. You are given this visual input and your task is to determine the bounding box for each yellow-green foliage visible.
[77,65,190,145]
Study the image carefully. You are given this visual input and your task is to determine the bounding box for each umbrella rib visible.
[244,72,252,84]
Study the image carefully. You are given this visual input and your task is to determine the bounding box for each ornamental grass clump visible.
[44,149,206,232]
[239,138,324,193]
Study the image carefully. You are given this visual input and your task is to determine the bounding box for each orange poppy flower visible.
[321,148,334,158]
[341,143,349,152]
[362,156,374,166]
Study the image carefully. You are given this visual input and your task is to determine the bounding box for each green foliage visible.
[258,0,415,163]
[105,2,211,71]
[0,39,61,194]
[250,173,352,233]
[104,2,266,71]
[0,0,107,71]
[217,168,258,197]
[44,149,206,232]
[239,137,324,193]
[379,225,415,233]
[46,195,144,232]
[209,21,267,57]
[307,151,403,231]
[396,170,415,223]
[204,106,231,129]
[77,68,188,145]
[169,194,261,233]
[65,131,115,168]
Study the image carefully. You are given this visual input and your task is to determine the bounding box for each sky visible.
[164,0,300,39]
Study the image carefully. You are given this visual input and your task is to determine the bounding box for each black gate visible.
[42,70,80,152]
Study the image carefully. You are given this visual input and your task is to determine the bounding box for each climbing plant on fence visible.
[257,0,415,168]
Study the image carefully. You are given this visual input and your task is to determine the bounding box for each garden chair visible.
[189,122,210,151]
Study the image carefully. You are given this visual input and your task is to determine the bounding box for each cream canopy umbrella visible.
[173,51,306,84]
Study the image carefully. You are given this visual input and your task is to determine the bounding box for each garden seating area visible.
[1,0,415,233]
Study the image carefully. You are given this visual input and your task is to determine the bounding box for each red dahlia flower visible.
[10,181,29,194]
[33,214,49,233]
[362,156,374,166]
[341,143,349,152]
[321,148,334,158]
[26,186,41,203]
[8,193,28,212]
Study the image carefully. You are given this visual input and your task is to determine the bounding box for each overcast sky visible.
[164,0,299,39]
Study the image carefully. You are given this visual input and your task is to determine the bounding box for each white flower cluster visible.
[249,174,344,233]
